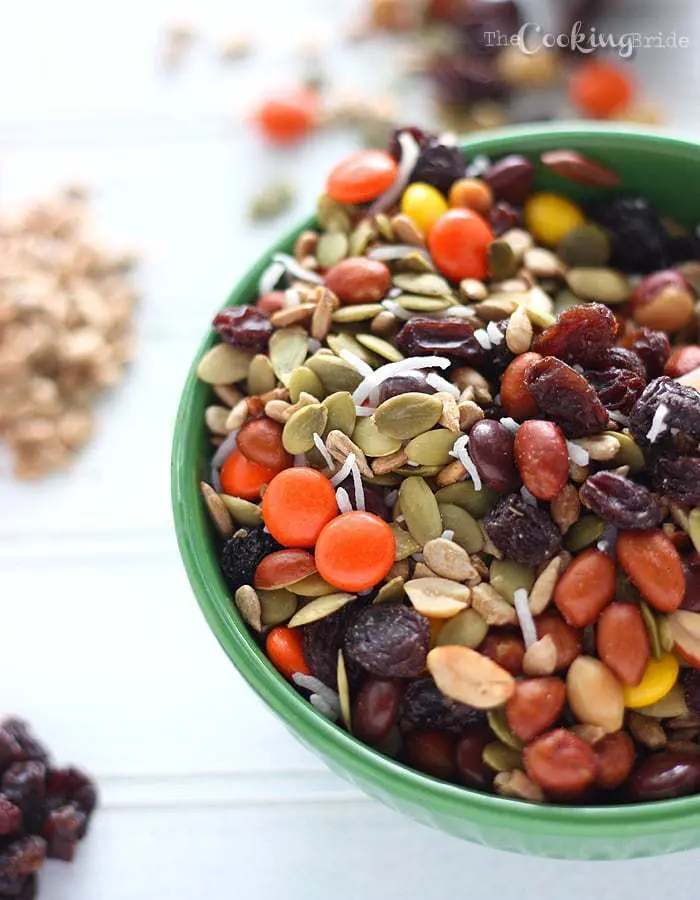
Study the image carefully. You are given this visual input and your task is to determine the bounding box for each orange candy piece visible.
[569,60,635,118]
[315,511,395,592]
[265,627,310,679]
[262,467,338,548]
[253,89,319,145]
[428,209,494,281]
[327,150,398,205]
[220,448,281,500]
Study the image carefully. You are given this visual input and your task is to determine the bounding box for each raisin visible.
[45,768,97,826]
[0,800,21,838]
[682,669,700,719]
[628,327,671,379]
[525,356,608,437]
[377,372,437,404]
[0,735,22,777]
[212,306,272,352]
[590,196,670,274]
[579,471,663,530]
[584,366,645,413]
[220,526,281,591]
[533,303,618,366]
[653,457,700,506]
[454,0,522,51]
[1,765,44,826]
[489,201,521,237]
[42,805,86,862]
[629,377,700,447]
[603,347,647,380]
[0,872,36,899]
[401,677,484,733]
[0,837,45,879]
[303,605,356,689]
[0,722,48,768]
[409,137,466,194]
[395,317,485,365]
[344,604,429,678]
[683,555,700,613]
[430,54,508,107]
[484,494,562,566]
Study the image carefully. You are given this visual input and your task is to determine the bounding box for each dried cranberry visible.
[482,154,534,205]
[579,471,663,530]
[45,768,97,824]
[0,836,45,879]
[629,377,700,446]
[484,494,562,566]
[525,356,608,437]
[584,366,645,413]
[489,201,521,236]
[533,303,618,366]
[409,138,466,194]
[395,317,485,365]
[42,805,86,862]
[430,54,507,107]
[628,327,671,379]
[590,196,670,274]
[220,526,281,591]
[212,306,272,352]
[653,457,700,506]
[401,677,485,733]
[603,347,647,380]
[682,669,700,718]
[303,605,356,689]
[1,764,45,823]
[344,604,429,678]
[0,722,48,768]
[0,799,21,838]
[377,372,437,403]
[682,555,700,613]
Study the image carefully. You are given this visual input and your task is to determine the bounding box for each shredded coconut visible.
[440,529,455,541]
[309,693,339,720]
[283,287,301,307]
[474,328,492,350]
[294,453,309,467]
[406,459,420,467]
[607,409,629,426]
[350,458,365,511]
[272,252,323,284]
[514,589,537,648]
[647,403,669,443]
[355,405,376,416]
[313,433,335,471]
[499,417,520,434]
[385,489,399,507]
[426,372,460,397]
[335,486,352,514]
[211,429,238,471]
[258,259,285,295]
[293,673,340,708]
[353,356,451,405]
[466,154,490,177]
[520,485,538,506]
[369,130,420,215]
[331,452,357,487]
[307,337,322,354]
[486,320,504,345]
[381,299,415,321]
[450,435,482,491]
[338,348,374,378]
[211,469,222,492]
[433,304,476,319]
[566,441,590,467]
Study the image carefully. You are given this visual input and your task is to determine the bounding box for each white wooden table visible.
[2,0,700,896]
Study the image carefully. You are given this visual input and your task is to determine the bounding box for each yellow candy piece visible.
[401,183,449,237]
[524,192,586,247]
[622,652,679,709]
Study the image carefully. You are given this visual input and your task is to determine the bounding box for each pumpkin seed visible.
[658,616,675,653]
[282,403,328,454]
[436,607,488,649]
[205,405,231,434]
[317,195,351,232]
[438,503,484,553]
[348,218,375,256]
[688,508,700,553]
[326,332,381,367]
[500,228,533,261]
[355,333,404,363]
[247,353,277,396]
[396,294,451,312]
[637,684,689,719]
[197,343,253,384]
[375,213,394,241]
[553,288,582,314]
[602,431,645,471]
[557,224,610,268]
[395,465,444,478]
[322,391,357,436]
[352,416,402,457]
[435,481,499,518]
[564,515,605,552]
[219,495,263,527]
[405,428,456,466]
[488,240,517,281]
[392,272,452,297]
[292,573,338,597]
[306,352,364,393]
[288,592,355,627]
[332,303,384,323]
[269,327,308,386]
[566,267,630,304]
[234,585,263,632]
[373,392,443,440]
[374,576,406,604]
[641,601,663,661]
[483,742,523,773]
[337,650,352,731]
[399,476,443,546]
[487,707,525,750]
[391,524,420,561]
[391,213,425,246]
[288,365,324,403]
[523,246,566,278]
[259,589,297,627]
[200,482,234,537]
[316,231,349,268]
[489,559,535,604]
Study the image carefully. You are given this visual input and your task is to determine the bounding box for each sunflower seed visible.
[505,303,533,354]
[288,593,355,627]
[337,650,352,731]
[326,429,372,476]
[205,405,231,435]
[200,481,234,537]
[234,585,263,632]
[522,634,558,676]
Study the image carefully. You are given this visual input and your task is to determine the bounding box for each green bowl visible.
[172,124,700,859]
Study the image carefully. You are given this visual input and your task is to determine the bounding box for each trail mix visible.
[196,127,700,805]
[0,718,97,898]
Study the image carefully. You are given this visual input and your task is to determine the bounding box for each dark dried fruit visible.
[0,837,45,879]
[590,196,670,274]
[628,327,671,379]
[401,676,484,733]
[377,372,437,403]
[468,419,519,493]
[603,347,647,380]
[483,154,535,205]
[484,494,562,567]
[0,872,37,900]
[352,679,404,746]
[45,768,97,824]
[653,457,700,506]
[454,0,522,50]
[1,764,45,824]
[395,317,485,365]
[303,605,356,689]
[213,306,272,352]
[579,471,663,530]
[42,805,86,862]
[525,356,608,437]
[682,555,700,613]
[481,319,513,376]
[584,366,645,414]
[336,476,389,521]
[220,526,281,590]
[455,726,494,790]
[0,722,48,769]
[431,55,507,107]
[533,303,618,366]
[682,669,700,718]
[344,604,429,678]
[629,377,700,446]
[0,798,21,837]
[628,752,700,801]
[409,138,466,194]
[388,126,432,160]
[489,201,521,237]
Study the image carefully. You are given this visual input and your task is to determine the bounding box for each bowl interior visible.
[172,124,700,857]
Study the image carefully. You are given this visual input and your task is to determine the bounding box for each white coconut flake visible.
[440,529,455,541]
[293,672,340,709]
[294,453,308,467]
[500,417,521,434]
[647,402,669,443]
[474,328,492,350]
[313,433,336,471]
[335,486,353,514]
[406,459,420,467]
[514,588,537,648]
[339,348,374,378]
[258,259,285,295]
[368,130,420,215]
[211,469,222,492]
[331,453,357,487]
[211,429,239,471]
[434,304,476,319]
[426,372,460,397]
[520,485,538,506]
[350,459,365,511]
[309,693,339,720]
[466,154,490,178]
[284,287,301,307]
[368,244,431,263]
[486,320,504,345]
[352,355,451,404]
[385,489,399,507]
[597,524,619,555]
[607,409,629,426]
[381,299,415,321]
[307,337,322,354]
[272,252,323,284]
[450,435,482,491]
[355,405,376,416]
[566,440,590,467]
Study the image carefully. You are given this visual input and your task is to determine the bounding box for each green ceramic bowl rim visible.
[172,122,700,839]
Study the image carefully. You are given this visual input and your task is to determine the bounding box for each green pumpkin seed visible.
[348,219,375,256]
[337,650,352,731]
[259,589,298,627]
[637,684,689,719]
[557,224,610,268]
[392,272,451,297]
[326,333,380,367]
[488,240,517,281]
[489,559,536,604]
[688,508,700,553]
[483,742,523,773]
[247,353,277,396]
[282,403,328,454]
[395,251,435,274]
[434,481,499,518]
[396,294,451,312]
[564,515,605,552]
[658,616,675,653]
[641,601,663,661]
[487,707,524,750]
[391,524,421,561]
[373,392,443,440]
[306,352,364,393]
[234,585,263,632]
[395,465,444,478]
[292,573,337,597]
[365,473,401,487]
[316,231,349,268]
[375,213,394,241]
[317,195,351,232]
[197,343,253,384]
[355,333,404,363]
[288,366,324,403]
[438,504,484,553]
[269,327,308,386]
[436,608,488,649]
[352,416,402,457]
[566,267,630,304]
[603,431,645,472]
[322,391,356,436]
[219,495,263,527]
[405,428,456,466]
[374,576,406,604]
[553,288,581,314]
[288,592,355,627]
[399,476,443,546]
[332,303,384,323]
